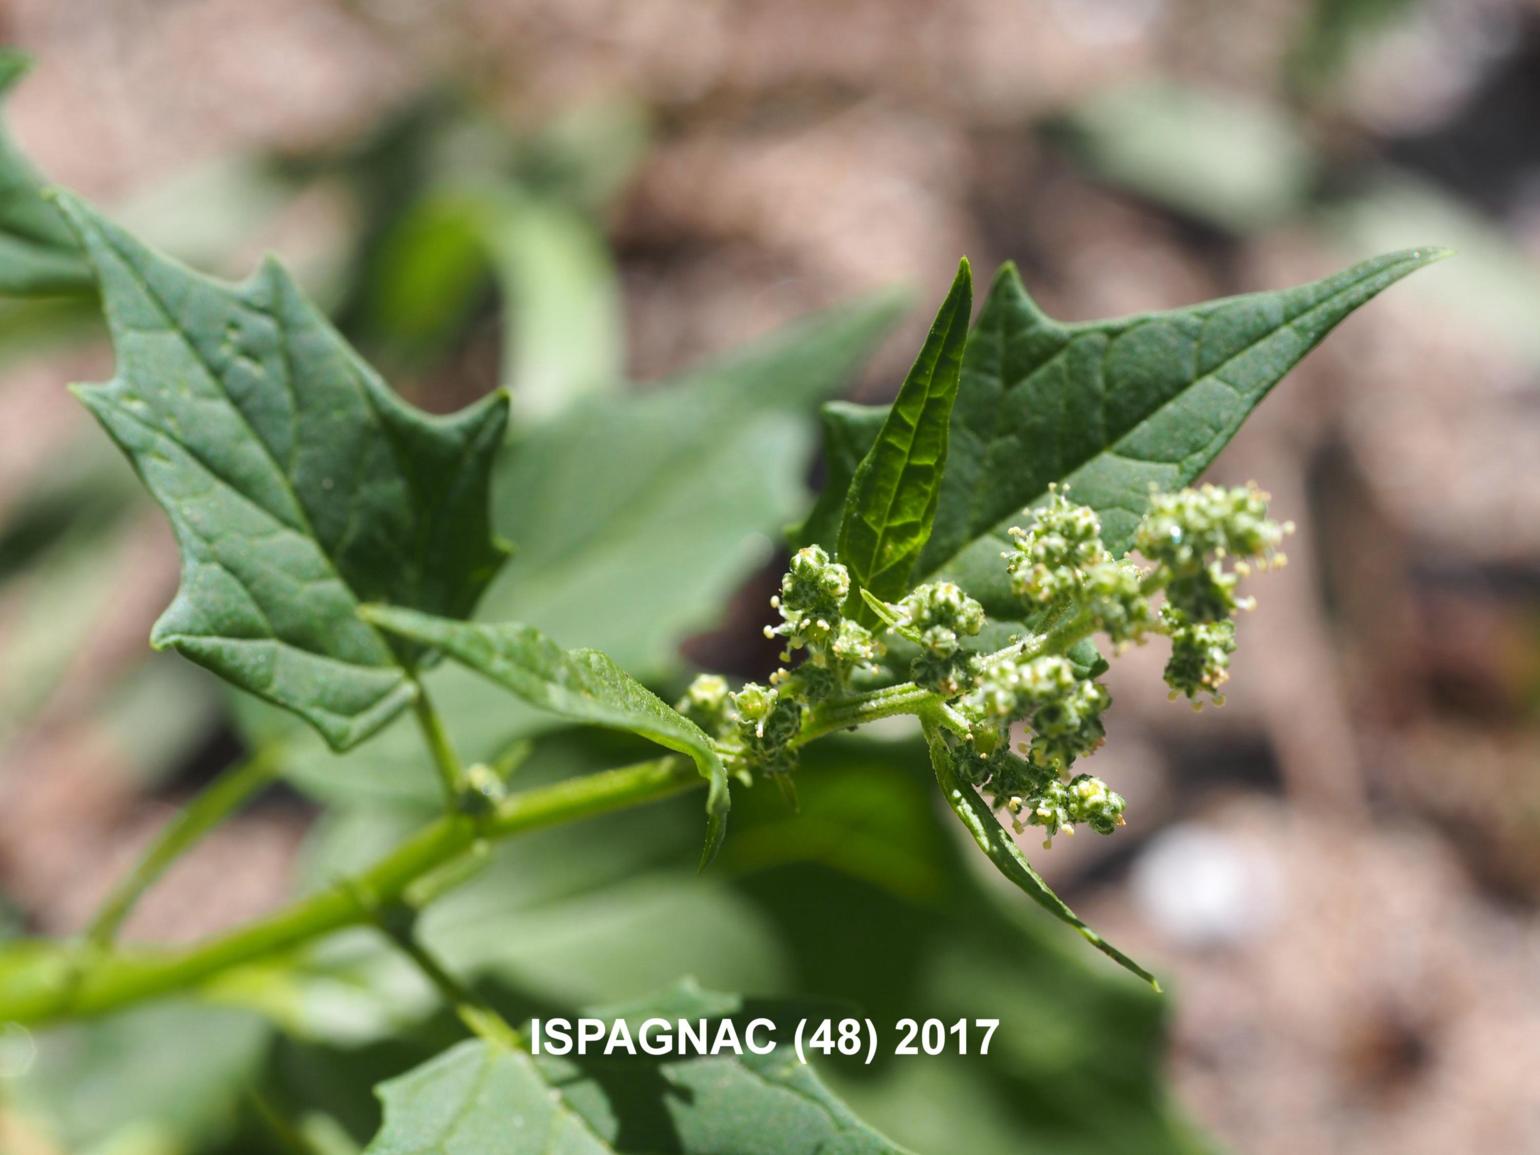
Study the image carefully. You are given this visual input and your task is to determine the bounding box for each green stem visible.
[85,744,283,949]
[793,682,940,747]
[366,902,524,1050]
[4,755,698,1026]
[413,681,466,805]
[794,591,1145,748]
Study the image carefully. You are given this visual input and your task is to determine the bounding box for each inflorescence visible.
[678,484,1289,846]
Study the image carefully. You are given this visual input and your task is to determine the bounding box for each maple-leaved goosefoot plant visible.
[0,93,1444,1149]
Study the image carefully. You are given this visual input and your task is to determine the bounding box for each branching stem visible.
[84,743,284,949]
[2,756,698,1026]
[413,681,467,805]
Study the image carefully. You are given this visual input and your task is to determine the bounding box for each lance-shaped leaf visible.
[838,260,971,621]
[56,193,510,750]
[924,722,1156,988]
[365,983,912,1155]
[0,53,92,296]
[816,250,1445,617]
[360,606,730,862]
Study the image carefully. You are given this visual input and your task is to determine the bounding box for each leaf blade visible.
[924,721,1158,988]
[838,261,971,618]
[364,984,913,1155]
[56,193,510,750]
[361,606,730,859]
[253,297,900,808]
[813,251,1445,618]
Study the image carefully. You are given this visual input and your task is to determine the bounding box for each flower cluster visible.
[682,546,881,782]
[1006,488,1154,645]
[892,581,985,695]
[1133,483,1289,702]
[763,546,882,694]
[679,483,1285,846]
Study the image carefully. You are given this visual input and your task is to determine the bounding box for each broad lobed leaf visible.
[257,297,900,808]
[838,261,971,620]
[811,250,1445,618]
[57,194,510,750]
[812,250,1441,982]
[364,983,912,1155]
[361,606,730,860]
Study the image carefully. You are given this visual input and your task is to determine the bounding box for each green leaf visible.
[55,193,511,750]
[0,52,92,296]
[361,606,730,861]
[923,722,1157,988]
[364,983,911,1155]
[822,250,1441,618]
[254,297,900,808]
[475,188,624,423]
[366,186,624,422]
[838,261,971,619]
[1062,81,1316,234]
[9,1000,269,1153]
[484,295,905,671]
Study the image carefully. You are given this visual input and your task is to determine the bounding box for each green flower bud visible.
[896,581,985,657]
[730,681,802,777]
[733,681,776,725]
[767,545,850,651]
[829,619,882,667]
[1005,489,1110,607]
[1135,482,1287,573]
[1007,772,1126,847]
[677,673,734,735]
[1163,612,1236,702]
[1066,773,1126,835]
[1082,559,1155,643]
[1025,678,1109,770]
[965,653,1078,721]
[1164,560,1242,623]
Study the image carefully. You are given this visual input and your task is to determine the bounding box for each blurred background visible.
[0,1,1538,1153]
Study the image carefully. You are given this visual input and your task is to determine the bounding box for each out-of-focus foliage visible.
[1063,82,1316,234]
[0,51,90,296]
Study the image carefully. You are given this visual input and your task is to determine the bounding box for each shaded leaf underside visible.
[362,606,730,859]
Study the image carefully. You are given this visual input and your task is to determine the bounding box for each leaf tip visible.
[698,810,728,872]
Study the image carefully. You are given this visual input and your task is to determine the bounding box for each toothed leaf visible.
[57,194,509,750]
